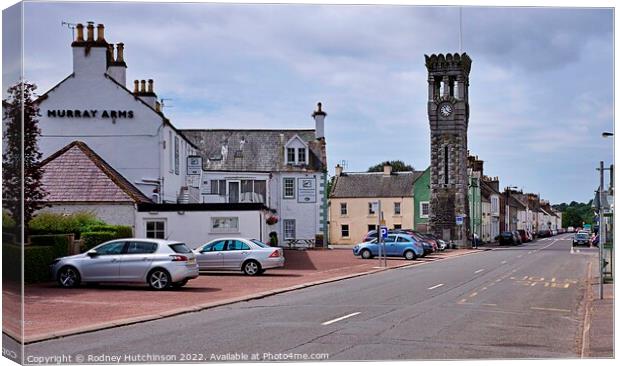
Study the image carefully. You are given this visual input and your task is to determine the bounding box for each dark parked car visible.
[512,231,523,245]
[499,231,519,245]
[537,229,552,238]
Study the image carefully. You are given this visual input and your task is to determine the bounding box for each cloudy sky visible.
[9,1,615,203]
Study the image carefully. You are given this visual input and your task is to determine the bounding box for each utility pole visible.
[598,161,605,299]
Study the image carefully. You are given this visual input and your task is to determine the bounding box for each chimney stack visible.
[86,22,95,42]
[116,43,124,62]
[312,102,327,140]
[96,24,105,42]
[147,79,154,93]
[383,162,393,177]
[140,80,146,93]
[76,23,84,42]
[133,80,139,94]
[107,44,114,63]
[335,164,343,177]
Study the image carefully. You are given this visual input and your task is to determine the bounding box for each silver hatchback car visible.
[50,239,199,290]
[194,238,284,275]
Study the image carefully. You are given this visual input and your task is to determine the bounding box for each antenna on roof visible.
[458,7,463,52]
[338,160,348,170]
[61,21,77,41]
[160,98,174,109]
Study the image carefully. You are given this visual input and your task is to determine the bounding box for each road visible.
[24,234,597,362]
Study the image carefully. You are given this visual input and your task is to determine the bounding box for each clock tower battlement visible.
[425,52,472,247]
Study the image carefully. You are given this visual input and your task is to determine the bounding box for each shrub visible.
[24,245,56,283]
[82,231,119,250]
[29,234,71,257]
[2,210,16,229]
[84,224,133,238]
[2,244,22,282]
[28,211,104,238]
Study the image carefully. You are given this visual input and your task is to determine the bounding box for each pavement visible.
[5,247,480,344]
[585,282,614,358]
[24,234,609,361]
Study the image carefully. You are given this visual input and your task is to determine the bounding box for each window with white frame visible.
[211,217,239,233]
[420,201,430,218]
[340,202,348,216]
[146,220,166,239]
[341,224,350,238]
[283,178,295,198]
[210,180,227,196]
[297,148,306,164]
[394,202,401,215]
[286,148,296,164]
[283,219,296,239]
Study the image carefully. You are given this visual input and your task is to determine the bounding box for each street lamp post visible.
[598,131,613,299]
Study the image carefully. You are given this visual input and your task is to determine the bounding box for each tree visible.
[2,81,46,241]
[367,160,414,173]
[555,201,595,228]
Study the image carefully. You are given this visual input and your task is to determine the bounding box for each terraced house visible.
[328,163,424,245]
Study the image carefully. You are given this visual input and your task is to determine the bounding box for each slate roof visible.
[181,129,327,172]
[329,171,422,198]
[506,195,527,209]
[480,180,500,199]
[40,141,151,203]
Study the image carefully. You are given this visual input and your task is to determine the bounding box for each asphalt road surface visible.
[23,233,597,362]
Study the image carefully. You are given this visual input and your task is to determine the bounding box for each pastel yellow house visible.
[328,164,422,245]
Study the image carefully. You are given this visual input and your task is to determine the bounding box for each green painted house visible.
[413,167,431,232]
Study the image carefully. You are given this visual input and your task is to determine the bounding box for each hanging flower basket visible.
[266,215,279,225]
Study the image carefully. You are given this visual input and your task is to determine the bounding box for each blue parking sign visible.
[456,216,464,225]
[380,226,388,239]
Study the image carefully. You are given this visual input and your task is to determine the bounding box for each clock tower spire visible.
[425,53,472,247]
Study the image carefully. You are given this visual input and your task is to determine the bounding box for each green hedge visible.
[2,244,22,282]
[82,231,120,251]
[2,244,57,283]
[29,212,104,238]
[29,234,71,258]
[84,224,133,238]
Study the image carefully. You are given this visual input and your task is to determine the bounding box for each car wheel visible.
[172,279,189,288]
[57,266,80,288]
[148,269,171,290]
[243,260,261,276]
[404,250,416,260]
[360,249,373,259]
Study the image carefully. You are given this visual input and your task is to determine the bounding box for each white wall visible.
[135,209,265,249]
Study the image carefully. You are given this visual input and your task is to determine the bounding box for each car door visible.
[196,240,225,270]
[118,241,158,281]
[80,241,126,281]
[382,235,398,256]
[395,236,411,256]
[222,240,251,270]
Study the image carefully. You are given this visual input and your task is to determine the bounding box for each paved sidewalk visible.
[586,282,614,358]
[4,247,481,343]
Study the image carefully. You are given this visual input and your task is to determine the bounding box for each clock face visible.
[439,103,453,117]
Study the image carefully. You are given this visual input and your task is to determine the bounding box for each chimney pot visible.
[76,23,84,42]
[155,101,161,113]
[335,164,343,177]
[116,43,124,62]
[140,80,146,93]
[133,80,139,94]
[107,44,114,63]
[96,24,105,42]
[147,79,154,93]
[86,22,95,42]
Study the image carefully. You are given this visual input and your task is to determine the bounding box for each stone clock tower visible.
[425,53,472,247]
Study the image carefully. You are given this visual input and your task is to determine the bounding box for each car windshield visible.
[169,243,192,253]
[250,239,270,248]
[576,234,589,240]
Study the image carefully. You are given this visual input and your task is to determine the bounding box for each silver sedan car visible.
[50,239,199,290]
[194,238,284,276]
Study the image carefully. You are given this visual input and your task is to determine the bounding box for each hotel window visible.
[146,220,165,239]
[393,224,402,230]
[211,217,239,233]
[283,219,296,240]
[283,178,295,198]
[174,136,180,175]
[297,148,306,164]
[287,148,296,164]
[420,202,430,218]
[210,180,226,196]
[340,202,348,216]
[368,224,377,232]
[394,202,401,215]
[341,224,350,238]
[368,202,376,215]
[168,131,173,173]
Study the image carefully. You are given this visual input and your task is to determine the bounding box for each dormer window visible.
[284,135,308,165]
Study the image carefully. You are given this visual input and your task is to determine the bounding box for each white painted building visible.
[36,22,197,203]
